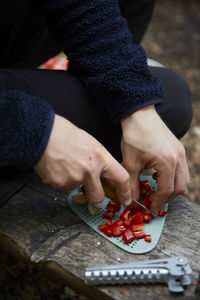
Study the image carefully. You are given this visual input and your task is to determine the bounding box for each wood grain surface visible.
[0,174,199,300]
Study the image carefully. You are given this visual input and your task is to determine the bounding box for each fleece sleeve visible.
[0,90,55,169]
[29,0,164,123]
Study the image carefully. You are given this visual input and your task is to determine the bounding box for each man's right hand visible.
[34,114,132,209]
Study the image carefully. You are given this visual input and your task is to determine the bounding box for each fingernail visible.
[124,199,133,207]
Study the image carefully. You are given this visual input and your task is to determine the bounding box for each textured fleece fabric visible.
[0,90,55,169]
[0,0,164,169]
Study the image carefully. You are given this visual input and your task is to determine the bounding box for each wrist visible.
[120,105,158,131]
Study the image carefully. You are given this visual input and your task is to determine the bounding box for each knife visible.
[100,177,156,217]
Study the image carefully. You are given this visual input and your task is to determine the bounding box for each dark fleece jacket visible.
[0,0,164,169]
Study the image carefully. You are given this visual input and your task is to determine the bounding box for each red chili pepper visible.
[129,212,144,224]
[134,230,145,239]
[98,179,157,244]
[103,211,114,219]
[144,235,152,242]
[108,200,118,206]
[141,180,153,191]
[130,224,144,232]
[143,214,152,223]
[120,207,134,220]
[123,220,131,228]
[103,227,113,237]
[111,222,127,237]
[158,210,167,217]
[113,220,124,226]
[98,224,108,231]
[105,204,116,213]
[106,203,121,213]
[122,229,135,244]
[106,219,112,226]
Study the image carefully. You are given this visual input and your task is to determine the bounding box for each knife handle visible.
[81,177,119,203]
[100,177,119,203]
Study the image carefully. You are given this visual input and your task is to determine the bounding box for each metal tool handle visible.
[85,267,169,285]
[85,256,192,293]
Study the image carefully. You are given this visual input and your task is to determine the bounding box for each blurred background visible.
[142,0,200,205]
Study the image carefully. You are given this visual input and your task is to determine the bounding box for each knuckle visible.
[163,153,177,167]
[174,184,187,195]
[177,144,186,159]
[93,144,105,159]
[48,177,65,187]
[121,173,130,186]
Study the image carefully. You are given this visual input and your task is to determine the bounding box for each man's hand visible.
[34,115,132,209]
[120,105,189,215]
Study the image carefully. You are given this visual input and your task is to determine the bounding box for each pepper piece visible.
[134,230,145,239]
[103,211,114,219]
[106,202,121,212]
[122,229,135,244]
[130,224,145,232]
[144,214,152,223]
[103,227,113,237]
[144,235,152,242]
[120,208,134,220]
[123,220,131,228]
[158,210,167,217]
[129,212,144,224]
[111,222,127,237]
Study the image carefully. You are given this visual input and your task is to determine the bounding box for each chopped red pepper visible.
[122,229,135,244]
[143,214,152,223]
[103,227,113,237]
[134,230,145,239]
[97,179,162,245]
[120,207,134,220]
[123,220,131,228]
[144,235,152,242]
[105,204,116,213]
[106,219,112,226]
[103,211,114,219]
[111,222,127,237]
[106,201,121,212]
[113,220,124,226]
[130,224,144,232]
[140,180,153,196]
[141,180,153,191]
[108,200,118,206]
[129,212,144,224]
[98,224,108,231]
[158,210,167,217]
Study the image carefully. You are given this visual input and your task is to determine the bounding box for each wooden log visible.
[0,175,199,299]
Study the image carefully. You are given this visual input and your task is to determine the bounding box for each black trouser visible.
[0,0,192,206]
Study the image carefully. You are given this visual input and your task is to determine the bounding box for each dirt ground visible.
[1,1,199,299]
[142,0,200,205]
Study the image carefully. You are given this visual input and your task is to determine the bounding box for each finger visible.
[150,165,176,215]
[102,159,132,206]
[167,160,190,203]
[84,175,105,208]
[129,169,141,202]
[174,159,190,196]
